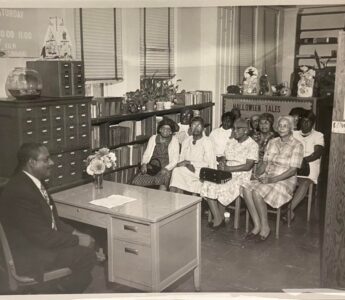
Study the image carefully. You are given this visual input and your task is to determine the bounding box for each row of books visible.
[110,144,146,169]
[105,167,138,185]
[184,91,212,105]
[91,97,123,118]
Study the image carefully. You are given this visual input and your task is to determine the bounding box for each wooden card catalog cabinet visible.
[0,97,91,191]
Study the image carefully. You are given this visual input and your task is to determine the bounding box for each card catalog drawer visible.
[113,240,152,286]
[56,203,108,228]
[112,219,151,245]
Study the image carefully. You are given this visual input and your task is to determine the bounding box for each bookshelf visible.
[91,100,214,185]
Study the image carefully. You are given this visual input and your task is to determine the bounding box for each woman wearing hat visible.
[132,117,180,191]
[242,116,304,241]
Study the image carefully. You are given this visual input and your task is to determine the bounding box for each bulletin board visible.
[0,8,76,58]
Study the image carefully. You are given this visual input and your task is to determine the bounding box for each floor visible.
[85,199,321,293]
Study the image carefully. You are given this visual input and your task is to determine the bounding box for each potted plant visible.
[160,78,182,109]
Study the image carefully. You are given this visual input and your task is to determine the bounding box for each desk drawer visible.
[112,219,151,245]
[113,239,152,286]
[56,203,108,228]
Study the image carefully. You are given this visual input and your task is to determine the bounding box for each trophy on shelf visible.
[41,16,73,60]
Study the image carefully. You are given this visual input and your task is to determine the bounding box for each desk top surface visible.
[52,181,201,223]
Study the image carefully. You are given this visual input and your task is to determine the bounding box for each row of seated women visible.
[131,107,324,242]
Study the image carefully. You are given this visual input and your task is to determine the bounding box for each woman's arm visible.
[165,136,180,171]
[141,135,156,165]
[224,159,255,173]
[259,167,297,184]
[304,145,324,163]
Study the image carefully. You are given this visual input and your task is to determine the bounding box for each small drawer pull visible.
[57,138,62,142]
[71,172,76,176]
[26,108,32,112]
[58,165,63,168]
[26,120,32,124]
[81,124,86,127]
[42,140,48,144]
[64,64,69,67]
[77,85,82,88]
[44,179,50,183]
[58,175,63,179]
[81,104,86,107]
[41,118,47,122]
[57,154,63,158]
[26,131,33,135]
[81,114,86,117]
[65,85,70,89]
[70,152,75,155]
[64,75,69,78]
[124,247,138,255]
[68,105,74,108]
[123,225,138,232]
[82,134,87,138]
[69,115,74,119]
[42,129,48,133]
[56,127,62,131]
[41,107,47,111]
[56,116,61,120]
[69,125,74,129]
[69,136,75,140]
[55,106,61,109]
[70,162,76,166]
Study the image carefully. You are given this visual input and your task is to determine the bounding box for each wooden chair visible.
[228,196,247,229]
[245,201,292,239]
[0,222,72,292]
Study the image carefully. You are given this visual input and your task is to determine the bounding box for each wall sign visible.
[332,121,345,134]
[223,96,313,126]
[0,8,74,58]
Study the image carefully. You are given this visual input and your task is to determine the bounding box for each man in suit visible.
[0,143,96,293]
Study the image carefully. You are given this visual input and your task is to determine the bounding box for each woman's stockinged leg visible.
[206,197,223,227]
[252,191,270,237]
[242,188,261,234]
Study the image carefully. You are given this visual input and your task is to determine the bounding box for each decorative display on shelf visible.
[258,74,272,96]
[242,66,258,95]
[297,65,315,98]
[41,16,73,59]
[5,67,43,100]
[86,148,117,189]
[272,82,291,97]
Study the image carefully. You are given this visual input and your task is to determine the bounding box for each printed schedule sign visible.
[0,8,73,58]
[223,95,313,126]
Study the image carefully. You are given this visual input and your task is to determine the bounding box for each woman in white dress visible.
[201,118,258,228]
[209,111,235,161]
[170,117,216,194]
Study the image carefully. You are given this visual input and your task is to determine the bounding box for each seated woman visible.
[242,116,304,241]
[201,118,258,228]
[252,113,277,173]
[170,116,216,194]
[132,118,179,191]
[209,111,235,161]
[176,108,194,144]
[289,110,324,220]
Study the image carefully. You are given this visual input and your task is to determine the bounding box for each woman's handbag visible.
[297,159,310,176]
[199,168,232,184]
[146,158,161,176]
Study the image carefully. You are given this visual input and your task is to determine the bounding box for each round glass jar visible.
[5,67,43,100]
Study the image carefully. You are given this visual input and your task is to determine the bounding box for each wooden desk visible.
[52,181,201,292]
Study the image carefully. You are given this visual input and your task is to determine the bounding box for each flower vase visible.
[163,101,172,109]
[94,174,103,189]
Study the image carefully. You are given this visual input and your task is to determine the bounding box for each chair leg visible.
[245,210,249,233]
[276,208,281,239]
[234,197,241,229]
[287,202,292,228]
[307,183,313,222]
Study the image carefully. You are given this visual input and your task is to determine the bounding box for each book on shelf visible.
[184,90,212,105]
[91,125,100,149]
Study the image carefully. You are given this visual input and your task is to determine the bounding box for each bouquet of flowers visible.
[297,66,315,97]
[243,66,259,95]
[86,147,117,176]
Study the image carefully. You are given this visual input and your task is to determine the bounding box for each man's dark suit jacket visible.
[0,172,79,281]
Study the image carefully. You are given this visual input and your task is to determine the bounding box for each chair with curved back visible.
[0,222,72,292]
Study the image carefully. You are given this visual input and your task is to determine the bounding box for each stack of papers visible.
[90,194,137,209]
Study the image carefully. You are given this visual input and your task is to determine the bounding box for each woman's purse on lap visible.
[297,159,310,176]
[199,168,232,184]
[146,158,162,176]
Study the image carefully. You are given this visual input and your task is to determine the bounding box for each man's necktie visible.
[40,184,57,230]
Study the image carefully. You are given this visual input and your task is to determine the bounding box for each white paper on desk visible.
[89,194,136,209]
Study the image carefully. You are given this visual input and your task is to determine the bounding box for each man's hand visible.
[73,230,95,248]
[140,164,147,174]
[159,168,170,176]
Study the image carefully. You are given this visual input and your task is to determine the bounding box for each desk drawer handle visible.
[41,107,47,111]
[42,118,47,122]
[123,225,138,232]
[124,247,138,255]
[26,120,32,124]
[26,108,32,112]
